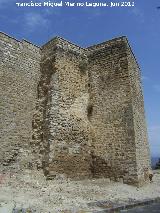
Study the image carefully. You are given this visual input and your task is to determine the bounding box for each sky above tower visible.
[0,0,160,157]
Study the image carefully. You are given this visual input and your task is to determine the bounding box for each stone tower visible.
[0,32,151,186]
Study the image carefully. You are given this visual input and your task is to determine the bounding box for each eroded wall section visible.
[0,32,41,170]
[33,37,92,179]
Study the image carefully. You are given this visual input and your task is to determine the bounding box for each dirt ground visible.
[0,170,160,212]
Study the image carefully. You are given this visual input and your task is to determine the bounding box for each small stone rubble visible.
[0,170,160,212]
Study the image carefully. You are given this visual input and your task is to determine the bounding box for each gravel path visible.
[0,170,160,212]
[121,202,160,213]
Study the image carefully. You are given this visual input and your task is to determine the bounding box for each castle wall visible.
[34,37,92,179]
[0,32,151,185]
[87,37,150,185]
[0,32,41,170]
[126,42,151,184]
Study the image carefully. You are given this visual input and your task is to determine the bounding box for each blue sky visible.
[0,0,160,157]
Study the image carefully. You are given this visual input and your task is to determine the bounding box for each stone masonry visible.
[0,32,151,186]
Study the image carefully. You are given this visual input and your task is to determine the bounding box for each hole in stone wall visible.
[0,50,3,57]
[85,83,91,91]
[100,75,105,82]
[87,104,93,119]
[32,135,35,140]
[79,58,88,74]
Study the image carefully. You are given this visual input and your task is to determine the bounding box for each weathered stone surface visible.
[0,32,151,185]
[0,202,15,213]
[0,32,41,172]
[87,37,151,185]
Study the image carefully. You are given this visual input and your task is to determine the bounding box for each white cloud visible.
[148,125,160,156]
[0,0,8,3]
[141,75,150,81]
[130,7,145,23]
[153,84,160,92]
[149,125,160,131]
[148,125,160,141]
[0,0,16,7]
[24,13,50,32]
[0,0,7,7]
